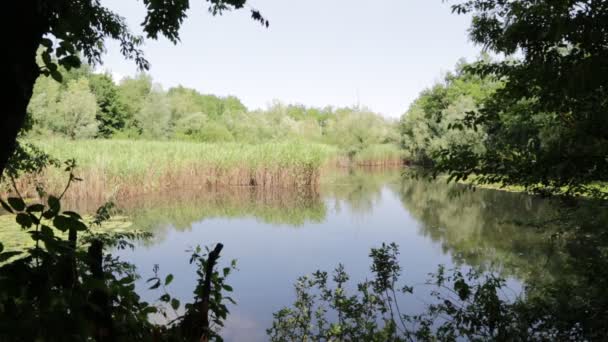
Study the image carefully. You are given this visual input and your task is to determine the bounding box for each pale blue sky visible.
[100,0,481,118]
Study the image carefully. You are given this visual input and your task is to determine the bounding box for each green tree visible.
[117,73,154,131]
[1,0,267,178]
[325,109,397,157]
[55,78,99,139]
[437,0,608,196]
[136,89,171,139]
[89,73,127,138]
[400,60,498,165]
[27,75,62,136]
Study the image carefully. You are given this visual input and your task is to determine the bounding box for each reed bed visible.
[17,139,337,199]
[352,144,405,166]
[6,140,406,200]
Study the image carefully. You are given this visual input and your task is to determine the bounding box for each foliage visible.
[89,73,128,138]
[399,58,500,166]
[267,243,412,341]
[431,0,608,197]
[33,0,267,81]
[0,146,239,340]
[270,234,608,341]
[26,64,399,163]
[268,243,532,341]
[56,78,99,139]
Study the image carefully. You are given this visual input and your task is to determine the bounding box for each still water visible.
[114,169,557,341]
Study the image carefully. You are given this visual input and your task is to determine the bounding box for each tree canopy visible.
[430,0,608,197]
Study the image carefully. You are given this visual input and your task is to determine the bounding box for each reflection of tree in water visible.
[398,179,561,278]
[322,168,401,215]
[398,178,608,339]
[116,186,327,243]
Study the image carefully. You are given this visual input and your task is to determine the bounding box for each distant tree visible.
[221,95,247,114]
[27,75,62,136]
[54,78,99,139]
[117,74,154,130]
[174,112,209,139]
[1,0,267,177]
[326,109,397,157]
[89,73,127,138]
[167,86,204,127]
[136,89,171,139]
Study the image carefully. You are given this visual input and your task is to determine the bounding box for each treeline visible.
[27,64,399,155]
[400,54,608,196]
[399,57,501,166]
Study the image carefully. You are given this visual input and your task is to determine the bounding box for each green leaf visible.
[0,199,13,213]
[59,55,81,69]
[54,215,88,232]
[160,294,170,302]
[41,225,54,238]
[48,196,60,212]
[16,213,33,228]
[50,68,63,83]
[164,274,174,286]
[222,284,233,292]
[26,204,45,213]
[171,298,180,310]
[7,197,25,211]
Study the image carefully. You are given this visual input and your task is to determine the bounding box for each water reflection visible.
[3,168,605,339]
[397,180,561,280]
[111,169,578,341]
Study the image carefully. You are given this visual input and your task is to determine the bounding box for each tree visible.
[1,0,267,178]
[118,73,154,133]
[89,73,127,138]
[55,78,99,139]
[136,89,171,139]
[400,59,498,165]
[27,75,62,136]
[437,0,608,196]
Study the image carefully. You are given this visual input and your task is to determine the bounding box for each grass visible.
[7,139,408,200]
[16,139,337,198]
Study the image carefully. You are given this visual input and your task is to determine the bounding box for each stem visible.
[199,243,223,342]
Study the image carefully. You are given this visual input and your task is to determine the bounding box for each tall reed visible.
[17,139,337,199]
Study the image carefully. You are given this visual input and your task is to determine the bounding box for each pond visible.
[107,168,564,341]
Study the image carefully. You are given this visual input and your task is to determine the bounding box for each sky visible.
[100,0,482,118]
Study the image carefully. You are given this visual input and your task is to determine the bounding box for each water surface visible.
[113,169,560,341]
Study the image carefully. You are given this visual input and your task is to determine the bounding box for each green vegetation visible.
[399,57,500,167]
[26,66,400,161]
[12,139,335,197]
[409,1,608,198]
[3,0,267,177]
[2,0,608,340]
[16,64,403,195]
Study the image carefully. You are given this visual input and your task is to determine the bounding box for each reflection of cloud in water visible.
[222,309,264,342]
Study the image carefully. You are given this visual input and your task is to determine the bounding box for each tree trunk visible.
[0,2,46,178]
